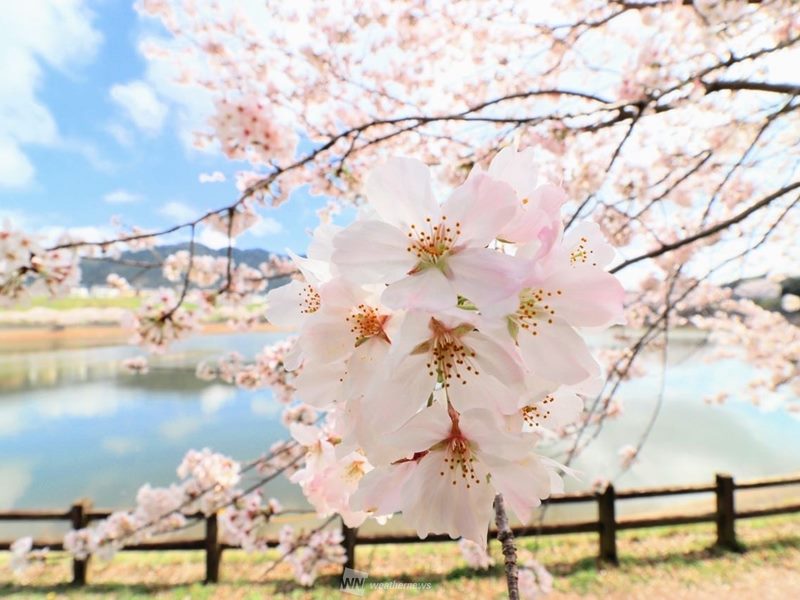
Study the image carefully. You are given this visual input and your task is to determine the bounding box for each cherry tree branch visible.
[611,180,800,273]
[494,494,519,600]
[703,80,800,95]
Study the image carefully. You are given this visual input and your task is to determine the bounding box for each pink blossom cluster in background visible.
[10,446,340,587]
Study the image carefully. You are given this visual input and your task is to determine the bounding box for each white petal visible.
[364,157,439,229]
[265,280,316,329]
[403,453,495,545]
[382,267,457,311]
[446,248,522,311]
[307,223,342,262]
[357,353,438,464]
[467,330,526,390]
[332,219,416,283]
[387,310,433,358]
[459,409,531,461]
[487,146,539,199]
[289,423,321,446]
[350,462,416,514]
[446,365,519,415]
[283,339,303,371]
[288,249,330,286]
[490,458,553,523]
[563,221,616,267]
[551,265,626,327]
[303,315,355,364]
[344,338,390,399]
[442,171,517,247]
[293,359,347,408]
[517,318,598,385]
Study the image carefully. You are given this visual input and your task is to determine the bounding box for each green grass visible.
[2,296,142,311]
[1,515,799,598]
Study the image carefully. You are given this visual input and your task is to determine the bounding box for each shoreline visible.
[0,322,281,346]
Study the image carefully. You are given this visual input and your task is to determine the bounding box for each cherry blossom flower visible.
[618,444,639,468]
[355,310,526,448]
[121,356,149,374]
[484,146,567,251]
[9,537,47,575]
[352,402,561,545]
[289,421,372,526]
[265,226,339,329]
[332,157,521,312]
[459,538,495,570]
[518,556,554,600]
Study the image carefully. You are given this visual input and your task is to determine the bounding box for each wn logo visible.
[340,567,368,596]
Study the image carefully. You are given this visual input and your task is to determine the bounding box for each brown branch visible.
[611,180,800,273]
[494,494,519,600]
[704,80,800,96]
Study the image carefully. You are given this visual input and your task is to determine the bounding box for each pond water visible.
[0,328,798,534]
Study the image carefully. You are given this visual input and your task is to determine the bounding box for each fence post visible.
[204,513,221,584]
[341,520,358,572]
[598,484,618,565]
[70,499,91,586]
[715,473,741,551]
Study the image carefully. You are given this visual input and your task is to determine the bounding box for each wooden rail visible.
[1,472,798,585]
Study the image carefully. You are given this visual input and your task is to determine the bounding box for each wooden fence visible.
[1,472,799,586]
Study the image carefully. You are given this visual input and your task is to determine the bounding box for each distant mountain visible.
[79,243,290,289]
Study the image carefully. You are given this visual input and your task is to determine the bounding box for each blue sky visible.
[0,1,331,253]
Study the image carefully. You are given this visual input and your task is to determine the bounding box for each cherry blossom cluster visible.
[125,0,800,411]
[125,288,200,353]
[11,447,341,586]
[0,225,80,306]
[206,95,297,166]
[265,149,625,544]
[195,337,299,402]
[277,525,348,586]
[694,298,800,410]
[218,493,282,552]
[105,273,131,293]
[163,251,228,287]
[8,538,48,576]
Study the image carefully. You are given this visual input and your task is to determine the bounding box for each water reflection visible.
[0,329,797,530]
[0,332,296,512]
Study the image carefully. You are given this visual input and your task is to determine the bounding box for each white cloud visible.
[250,397,280,416]
[0,139,34,188]
[159,202,281,247]
[159,415,203,441]
[200,384,236,414]
[101,436,140,455]
[197,226,232,249]
[109,80,168,134]
[106,122,133,146]
[199,171,226,183]
[248,216,283,237]
[37,224,115,246]
[104,189,142,204]
[59,137,116,172]
[0,0,101,187]
[159,200,197,222]
[137,36,215,151]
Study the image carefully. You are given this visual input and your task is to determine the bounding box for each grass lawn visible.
[1,515,798,599]
[19,296,143,311]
